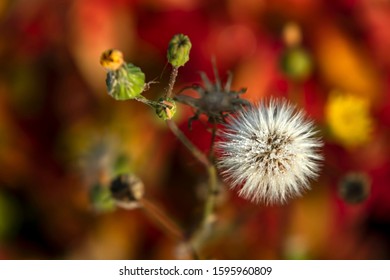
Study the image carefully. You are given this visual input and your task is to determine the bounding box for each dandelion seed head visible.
[216,99,323,204]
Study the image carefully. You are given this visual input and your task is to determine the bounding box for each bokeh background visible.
[1,0,390,259]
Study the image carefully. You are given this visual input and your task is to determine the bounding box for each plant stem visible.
[204,122,219,226]
[163,70,220,257]
[135,96,159,108]
[208,122,217,161]
[165,119,210,169]
[166,67,179,99]
[166,119,220,252]
[202,164,218,227]
[140,197,184,241]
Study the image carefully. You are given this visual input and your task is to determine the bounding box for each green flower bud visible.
[106,63,145,100]
[90,184,116,213]
[155,98,177,120]
[167,34,192,68]
[280,47,313,81]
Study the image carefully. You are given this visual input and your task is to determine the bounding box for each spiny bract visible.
[174,65,249,128]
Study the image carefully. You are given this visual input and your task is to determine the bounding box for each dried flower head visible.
[217,99,323,204]
[175,63,249,128]
[110,174,144,209]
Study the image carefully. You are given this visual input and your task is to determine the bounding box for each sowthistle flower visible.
[325,91,373,148]
[217,99,323,204]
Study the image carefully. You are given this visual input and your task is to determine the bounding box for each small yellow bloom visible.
[100,49,124,71]
[325,92,373,148]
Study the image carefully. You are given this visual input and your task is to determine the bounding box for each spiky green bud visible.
[105,63,145,100]
[167,34,192,68]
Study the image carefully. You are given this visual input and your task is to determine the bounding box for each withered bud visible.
[110,174,144,209]
[338,172,371,204]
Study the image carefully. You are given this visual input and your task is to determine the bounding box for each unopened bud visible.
[283,22,302,47]
[155,98,177,120]
[100,49,124,71]
[280,46,313,81]
[167,34,192,68]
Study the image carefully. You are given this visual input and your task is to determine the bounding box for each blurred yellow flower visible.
[325,92,373,148]
[100,49,124,71]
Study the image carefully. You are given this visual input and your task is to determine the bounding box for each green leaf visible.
[106,63,145,100]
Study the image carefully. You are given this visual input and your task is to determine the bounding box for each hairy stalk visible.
[164,70,220,257]
[135,96,159,108]
[140,198,200,259]
[202,165,218,226]
[166,67,179,99]
[208,122,218,161]
[166,116,220,256]
[166,119,210,168]
[140,197,184,241]
[203,122,219,226]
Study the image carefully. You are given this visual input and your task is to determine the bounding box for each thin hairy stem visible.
[140,198,184,241]
[204,122,219,226]
[166,119,210,169]
[208,122,217,161]
[140,198,200,259]
[135,96,159,107]
[202,165,218,227]
[163,71,221,257]
[189,166,218,254]
[166,119,220,255]
[166,67,179,99]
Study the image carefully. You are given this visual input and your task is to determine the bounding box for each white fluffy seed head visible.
[216,99,323,204]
